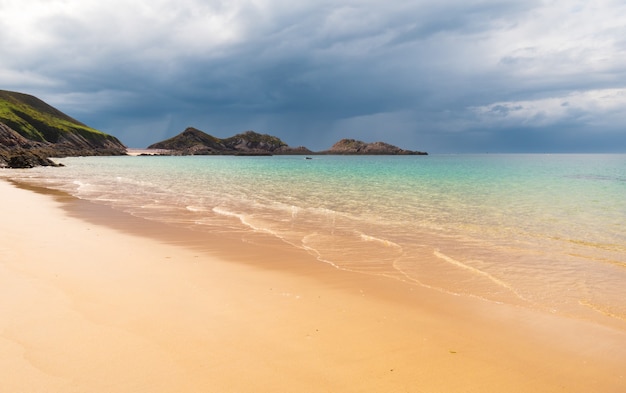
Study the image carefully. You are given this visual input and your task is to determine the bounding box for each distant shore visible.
[126,148,174,156]
[1,178,625,392]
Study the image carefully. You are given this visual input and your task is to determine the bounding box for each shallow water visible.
[4,154,626,327]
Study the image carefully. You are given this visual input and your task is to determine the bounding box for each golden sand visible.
[1,179,624,392]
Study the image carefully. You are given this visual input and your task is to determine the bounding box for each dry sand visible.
[1,179,625,392]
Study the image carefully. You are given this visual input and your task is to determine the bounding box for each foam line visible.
[433,249,526,300]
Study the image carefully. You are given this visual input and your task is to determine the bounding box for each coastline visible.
[1,179,625,392]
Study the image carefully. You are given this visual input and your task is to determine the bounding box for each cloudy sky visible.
[1,0,625,152]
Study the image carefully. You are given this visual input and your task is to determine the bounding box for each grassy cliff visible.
[0,89,126,150]
[0,90,126,167]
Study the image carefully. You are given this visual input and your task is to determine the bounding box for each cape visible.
[0,90,126,168]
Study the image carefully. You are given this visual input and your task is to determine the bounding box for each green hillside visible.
[0,90,111,144]
[0,90,126,167]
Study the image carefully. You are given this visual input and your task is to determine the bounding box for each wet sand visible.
[1,179,625,392]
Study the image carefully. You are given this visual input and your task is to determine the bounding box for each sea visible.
[3,154,625,327]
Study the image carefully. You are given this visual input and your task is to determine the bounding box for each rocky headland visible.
[0,90,126,168]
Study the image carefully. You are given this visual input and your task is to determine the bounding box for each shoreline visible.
[1,178,625,392]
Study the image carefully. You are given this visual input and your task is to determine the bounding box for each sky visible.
[1,0,625,152]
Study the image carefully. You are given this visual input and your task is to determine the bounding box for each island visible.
[321,138,427,155]
[147,127,427,156]
[147,127,313,156]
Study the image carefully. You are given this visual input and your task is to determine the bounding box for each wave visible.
[265,200,346,221]
[72,179,91,192]
[186,205,207,212]
[299,236,342,270]
[433,249,526,301]
[358,232,402,249]
[212,206,247,222]
[565,238,626,254]
[211,206,281,238]
[579,299,626,322]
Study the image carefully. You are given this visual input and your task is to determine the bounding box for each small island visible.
[146,127,427,156]
[146,128,313,156]
[321,138,427,155]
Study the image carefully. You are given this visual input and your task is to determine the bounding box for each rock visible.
[147,128,313,156]
[322,139,428,155]
[4,151,60,168]
[147,127,225,153]
[147,129,428,156]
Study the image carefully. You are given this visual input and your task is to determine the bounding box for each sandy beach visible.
[1,178,625,392]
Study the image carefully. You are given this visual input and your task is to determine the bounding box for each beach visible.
[1,178,625,392]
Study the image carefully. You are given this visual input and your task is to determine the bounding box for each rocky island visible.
[147,127,427,156]
[147,127,313,156]
[0,90,126,168]
[321,138,427,155]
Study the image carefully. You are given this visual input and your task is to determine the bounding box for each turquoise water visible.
[4,154,626,326]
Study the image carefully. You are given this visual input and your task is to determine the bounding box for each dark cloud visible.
[1,0,625,152]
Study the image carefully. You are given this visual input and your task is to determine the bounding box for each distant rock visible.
[0,90,126,168]
[147,128,313,156]
[147,129,428,156]
[322,139,428,155]
[222,131,289,154]
[147,127,224,154]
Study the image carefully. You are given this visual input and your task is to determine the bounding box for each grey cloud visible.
[2,0,625,152]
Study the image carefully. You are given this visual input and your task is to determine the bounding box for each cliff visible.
[0,90,126,168]
[0,123,60,167]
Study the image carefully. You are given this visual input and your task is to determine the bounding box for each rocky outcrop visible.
[0,90,126,167]
[147,127,224,154]
[222,131,287,154]
[147,128,313,156]
[0,123,61,168]
[322,139,428,155]
[148,128,428,156]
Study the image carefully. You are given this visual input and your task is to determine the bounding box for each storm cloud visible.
[1,0,625,152]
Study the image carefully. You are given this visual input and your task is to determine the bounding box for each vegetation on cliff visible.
[0,90,126,167]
